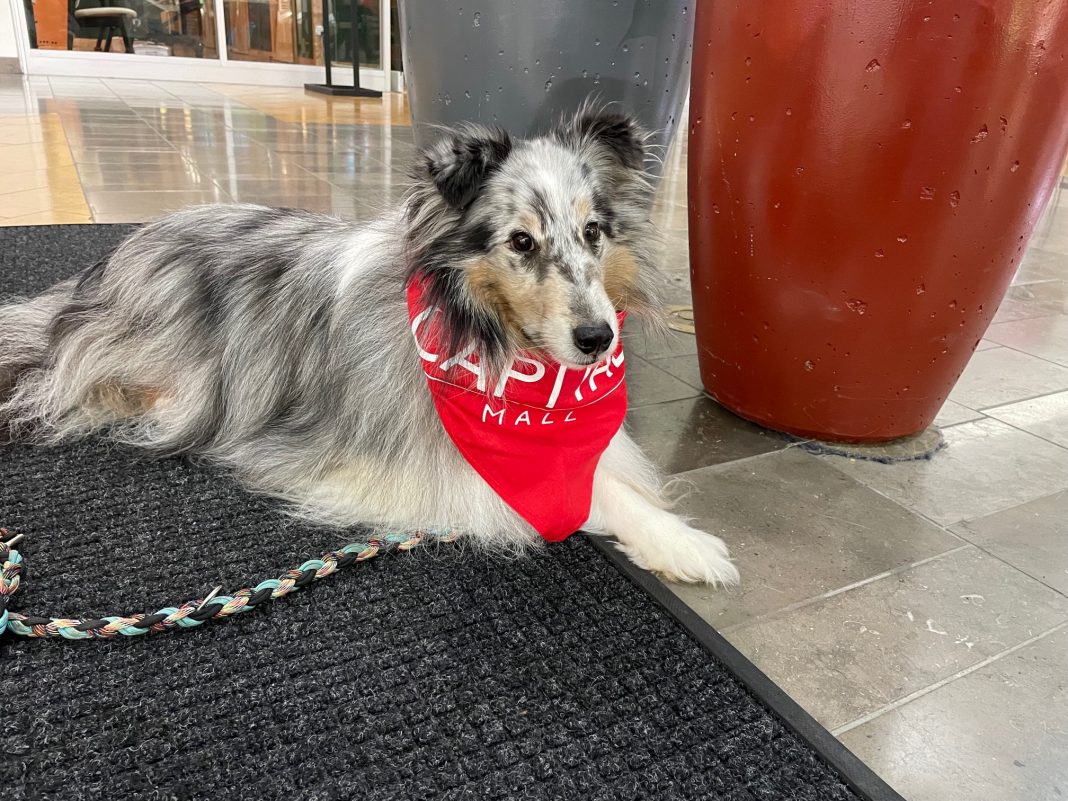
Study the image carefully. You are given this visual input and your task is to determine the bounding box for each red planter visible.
[688,0,1068,442]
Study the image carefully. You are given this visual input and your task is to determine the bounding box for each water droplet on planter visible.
[795,166,805,176]
[785,107,793,116]
[845,298,868,315]
[865,58,881,72]
[916,284,926,294]
[622,43,630,52]
[1000,115,1009,131]
[594,38,600,46]
[971,124,989,143]
[745,56,752,66]
[949,190,961,207]
[920,186,936,200]
[804,360,815,371]
[897,234,908,243]
[545,79,553,92]
[901,119,912,129]
[472,11,480,26]
[1010,160,1020,172]
[874,249,885,258]
[443,93,452,105]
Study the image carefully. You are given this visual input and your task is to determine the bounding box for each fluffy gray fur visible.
[0,106,740,584]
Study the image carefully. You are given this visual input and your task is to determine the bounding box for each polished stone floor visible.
[2,75,1067,801]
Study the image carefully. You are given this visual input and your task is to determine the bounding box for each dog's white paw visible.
[616,520,740,587]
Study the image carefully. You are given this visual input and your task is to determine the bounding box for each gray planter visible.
[397,0,693,171]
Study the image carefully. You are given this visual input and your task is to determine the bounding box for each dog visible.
[0,104,739,586]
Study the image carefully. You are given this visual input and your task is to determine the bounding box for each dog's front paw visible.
[616,520,740,587]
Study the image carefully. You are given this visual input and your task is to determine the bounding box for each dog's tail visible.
[0,280,76,438]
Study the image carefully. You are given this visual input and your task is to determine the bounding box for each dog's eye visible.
[584,221,601,244]
[510,232,536,253]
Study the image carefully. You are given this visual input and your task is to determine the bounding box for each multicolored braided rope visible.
[0,526,457,640]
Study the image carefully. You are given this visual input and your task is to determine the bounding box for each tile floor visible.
[2,75,1067,801]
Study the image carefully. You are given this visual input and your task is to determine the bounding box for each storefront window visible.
[18,0,402,71]
[222,0,381,69]
[24,0,219,57]
[223,0,317,64]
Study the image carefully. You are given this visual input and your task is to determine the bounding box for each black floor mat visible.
[0,225,901,801]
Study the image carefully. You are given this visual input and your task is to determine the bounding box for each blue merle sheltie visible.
[0,104,738,586]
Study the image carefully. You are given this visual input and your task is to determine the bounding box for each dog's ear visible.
[556,106,646,171]
[422,125,513,211]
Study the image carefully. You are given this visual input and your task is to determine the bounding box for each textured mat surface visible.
[2,225,865,801]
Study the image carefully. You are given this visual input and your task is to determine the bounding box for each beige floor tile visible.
[0,126,50,146]
[952,489,1068,595]
[626,395,787,475]
[0,142,75,171]
[625,355,700,408]
[71,150,189,168]
[839,625,1068,801]
[0,168,74,195]
[74,164,214,191]
[933,398,984,427]
[1013,246,1068,283]
[985,389,1068,448]
[992,281,1068,323]
[85,188,232,221]
[828,417,1068,526]
[948,346,1068,410]
[727,547,1068,730]
[662,448,961,630]
[650,353,705,391]
[985,313,1068,367]
[0,209,94,226]
[0,185,91,219]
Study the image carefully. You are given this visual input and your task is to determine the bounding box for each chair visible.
[72,0,138,53]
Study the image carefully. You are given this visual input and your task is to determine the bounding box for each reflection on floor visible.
[2,75,1067,801]
[0,76,412,225]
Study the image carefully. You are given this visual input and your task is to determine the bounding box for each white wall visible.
[0,0,22,61]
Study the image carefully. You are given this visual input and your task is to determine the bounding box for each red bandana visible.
[407,280,628,541]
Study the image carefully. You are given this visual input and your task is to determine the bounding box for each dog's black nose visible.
[572,322,614,356]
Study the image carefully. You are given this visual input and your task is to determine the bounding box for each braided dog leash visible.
[0,527,458,640]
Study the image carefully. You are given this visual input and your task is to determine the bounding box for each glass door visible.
[222,0,320,64]
[24,0,219,58]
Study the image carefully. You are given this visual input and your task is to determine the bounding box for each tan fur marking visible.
[603,246,642,311]
[575,196,593,223]
[89,381,162,417]
[467,258,524,341]
[467,256,573,354]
